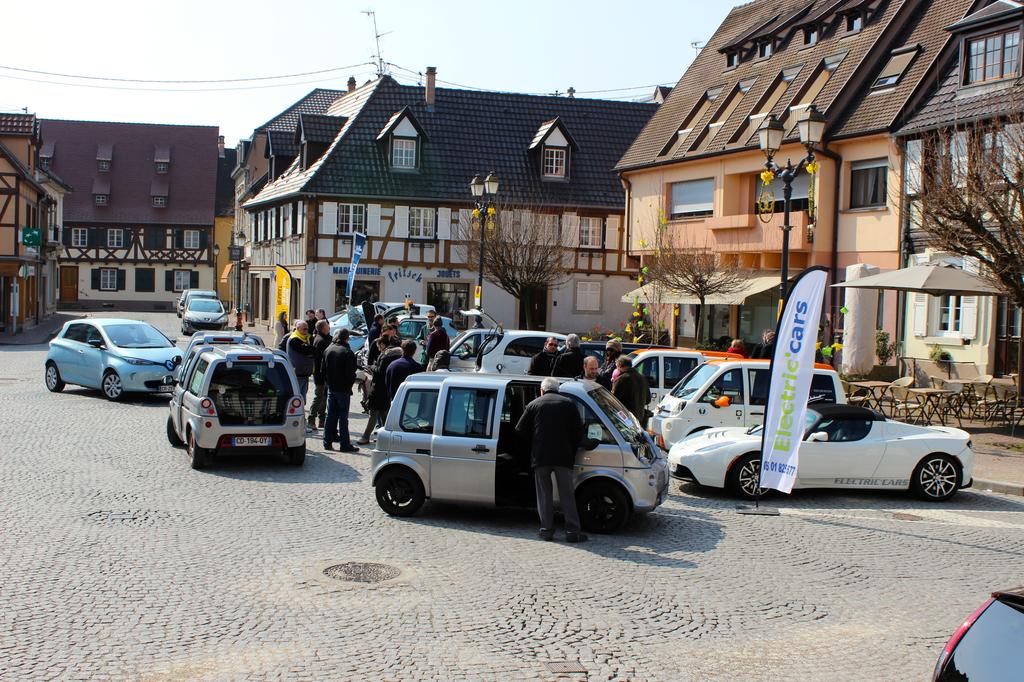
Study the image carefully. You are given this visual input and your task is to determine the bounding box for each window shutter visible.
[165,271,174,291]
[62,227,71,245]
[199,230,209,248]
[912,293,928,337]
[961,296,978,340]
[321,201,338,234]
[88,228,102,247]
[605,215,620,251]
[563,212,579,242]
[116,269,126,291]
[436,207,451,240]
[393,206,409,238]
[173,229,184,249]
[366,204,381,236]
[190,271,199,289]
[91,268,101,290]
[296,201,304,235]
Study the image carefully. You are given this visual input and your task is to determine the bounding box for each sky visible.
[0,0,733,145]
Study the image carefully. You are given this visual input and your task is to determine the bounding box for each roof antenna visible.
[691,41,706,55]
[362,10,392,76]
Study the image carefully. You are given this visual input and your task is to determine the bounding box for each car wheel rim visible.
[385,478,414,507]
[585,494,617,527]
[920,459,957,498]
[103,373,122,398]
[45,366,57,389]
[739,461,764,497]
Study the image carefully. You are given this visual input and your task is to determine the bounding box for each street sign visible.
[229,246,243,261]
[474,285,482,308]
[21,228,40,247]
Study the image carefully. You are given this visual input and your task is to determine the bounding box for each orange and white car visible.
[628,348,741,412]
[649,358,846,451]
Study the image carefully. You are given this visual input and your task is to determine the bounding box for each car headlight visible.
[123,357,151,366]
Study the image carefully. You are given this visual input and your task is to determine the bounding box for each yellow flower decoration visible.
[471,208,481,219]
[638,238,648,248]
[806,160,820,175]
[624,323,632,334]
[633,335,642,343]
[637,276,644,285]
[760,169,776,185]
[486,207,496,217]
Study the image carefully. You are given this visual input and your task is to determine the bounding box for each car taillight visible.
[200,398,217,417]
[289,397,303,415]
[657,434,666,450]
[933,598,993,680]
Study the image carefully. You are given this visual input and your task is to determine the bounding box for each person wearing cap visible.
[599,339,623,387]
[552,333,585,378]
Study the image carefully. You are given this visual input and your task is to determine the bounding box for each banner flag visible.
[346,233,367,301]
[274,264,293,323]
[758,267,829,494]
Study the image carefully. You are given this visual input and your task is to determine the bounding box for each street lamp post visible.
[757,104,826,302]
[232,231,245,330]
[469,172,499,314]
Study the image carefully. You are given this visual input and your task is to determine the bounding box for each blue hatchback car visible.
[45,318,183,401]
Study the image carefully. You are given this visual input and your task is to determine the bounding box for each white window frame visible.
[99,268,117,291]
[183,229,200,250]
[849,158,888,209]
[152,195,167,208]
[94,194,108,206]
[106,228,123,248]
[804,27,818,46]
[758,42,772,59]
[669,178,715,219]
[936,295,963,336]
[338,204,366,234]
[408,207,435,239]
[71,227,87,247]
[392,138,417,169]
[579,217,603,248]
[97,159,111,172]
[172,270,190,292]
[543,147,567,177]
[575,281,602,313]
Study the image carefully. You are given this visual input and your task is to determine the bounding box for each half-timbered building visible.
[239,72,657,332]
[41,120,219,310]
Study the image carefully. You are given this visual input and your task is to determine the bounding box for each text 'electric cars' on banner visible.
[759,267,829,494]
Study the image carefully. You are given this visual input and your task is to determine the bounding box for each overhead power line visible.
[0,62,375,84]
[0,69,378,93]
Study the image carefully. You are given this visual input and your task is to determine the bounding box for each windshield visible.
[589,387,644,443]
[747,409,820,436]
[185,292,216,303]
[670,363,719,399]
[104,323,173,349]
[330,309,365,329]
[188,300,224,313]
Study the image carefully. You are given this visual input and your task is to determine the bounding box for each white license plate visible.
[157,384,174,393]
[232,436,272,447]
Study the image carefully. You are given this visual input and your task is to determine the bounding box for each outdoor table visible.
[848,381,891,413]
[907,388,954,425]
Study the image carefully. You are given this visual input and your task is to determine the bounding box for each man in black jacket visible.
[611,356,650,425]
[527,337,560,376]
[309,320,332,429]
[515,377,587,543]
[552,334,585,378]
[385,339,423,400]
[321,329,358,452]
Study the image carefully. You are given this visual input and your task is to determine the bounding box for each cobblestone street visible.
[2,312,1023,680]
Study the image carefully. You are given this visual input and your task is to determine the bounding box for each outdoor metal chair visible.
[880,376,914,418]
[888,383,925,423]
[930,376,966,427]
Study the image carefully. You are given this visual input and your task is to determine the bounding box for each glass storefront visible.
[335,279,381,312]
[738,288,781,345]
[427,281,470,327]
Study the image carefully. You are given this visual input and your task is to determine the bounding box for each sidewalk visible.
[0,311,84,346]
[966,426,1024,495]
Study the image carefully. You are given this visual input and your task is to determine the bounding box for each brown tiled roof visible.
[255,88,347,133]
[41,119,218,225]
[0,113,36,137]
[617,0,921,171]
[831,0,975,138]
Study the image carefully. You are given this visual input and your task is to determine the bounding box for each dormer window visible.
[391,138,417,168]
[758,42,773,59]
[98,159,111,172]
[543,147,566,177]
[966,30,1021,85]
[94,194,109,206]
[727,52,738,68]
[804,27,818,46]
[155,161,169,174]
[39,157,50,170]
[845,12,863,33]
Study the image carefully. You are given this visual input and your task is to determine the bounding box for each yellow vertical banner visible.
[274,265,292,322]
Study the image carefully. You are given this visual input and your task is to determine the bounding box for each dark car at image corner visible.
[933,586,1024,681]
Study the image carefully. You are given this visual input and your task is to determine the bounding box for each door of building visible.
[518,285,548,330]
[60,266,78,303]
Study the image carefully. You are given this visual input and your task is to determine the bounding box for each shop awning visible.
[219,262,234,283]
[621,272,783,306]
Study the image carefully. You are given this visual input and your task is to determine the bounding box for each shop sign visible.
[332,265,382,276]
[435,269,463,279]
[387,267,423,283]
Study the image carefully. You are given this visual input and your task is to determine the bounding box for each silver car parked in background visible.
[371,373,669,533]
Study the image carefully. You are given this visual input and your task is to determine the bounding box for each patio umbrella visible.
[830,263,1000,296]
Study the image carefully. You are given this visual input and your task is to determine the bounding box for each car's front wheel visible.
[912,454,961,501]
[44,362,65,392]
[375,467,425,517]
[166,415,183,447]
[101,370,124,401]
[727,453,771,500]
[577,479,631,533]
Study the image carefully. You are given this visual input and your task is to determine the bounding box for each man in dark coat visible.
[386,339,423,400]
[527,337,560,376]
[359,338,402,445]
[425,317,450,365]
[552,334,585,378]
[515,377,586,543]
[611,356,650,425]
[309,320,332,429]
[579,355,611,390]
[752,329,776,360]
[366,314,384,350]
[321,329,358,452]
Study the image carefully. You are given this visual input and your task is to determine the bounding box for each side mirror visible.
[713,395,731,408]
[173,356,183,367]
[808,431,829,443]
[87,339,105,349]
[580,437,600,451]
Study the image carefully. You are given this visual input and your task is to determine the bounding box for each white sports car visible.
[668,405,974,502]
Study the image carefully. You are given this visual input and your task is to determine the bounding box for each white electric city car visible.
[667,404,974,502]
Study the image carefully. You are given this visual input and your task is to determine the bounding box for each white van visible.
[650,359,846,450]
[448,329,567,374]
[629,349,741,411]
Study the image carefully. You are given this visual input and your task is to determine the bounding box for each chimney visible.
[218,135,225,157]
[425,66,437,108]
[347,76,356,92]
[567,87,575,99]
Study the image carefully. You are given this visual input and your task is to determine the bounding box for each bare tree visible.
[905,112,1024,384]
[645,222,747,345]
[453,198,575,328]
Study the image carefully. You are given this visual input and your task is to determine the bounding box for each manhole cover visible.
[893,512,923,521]
[323,562,401,584]
[545,661,588,674]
